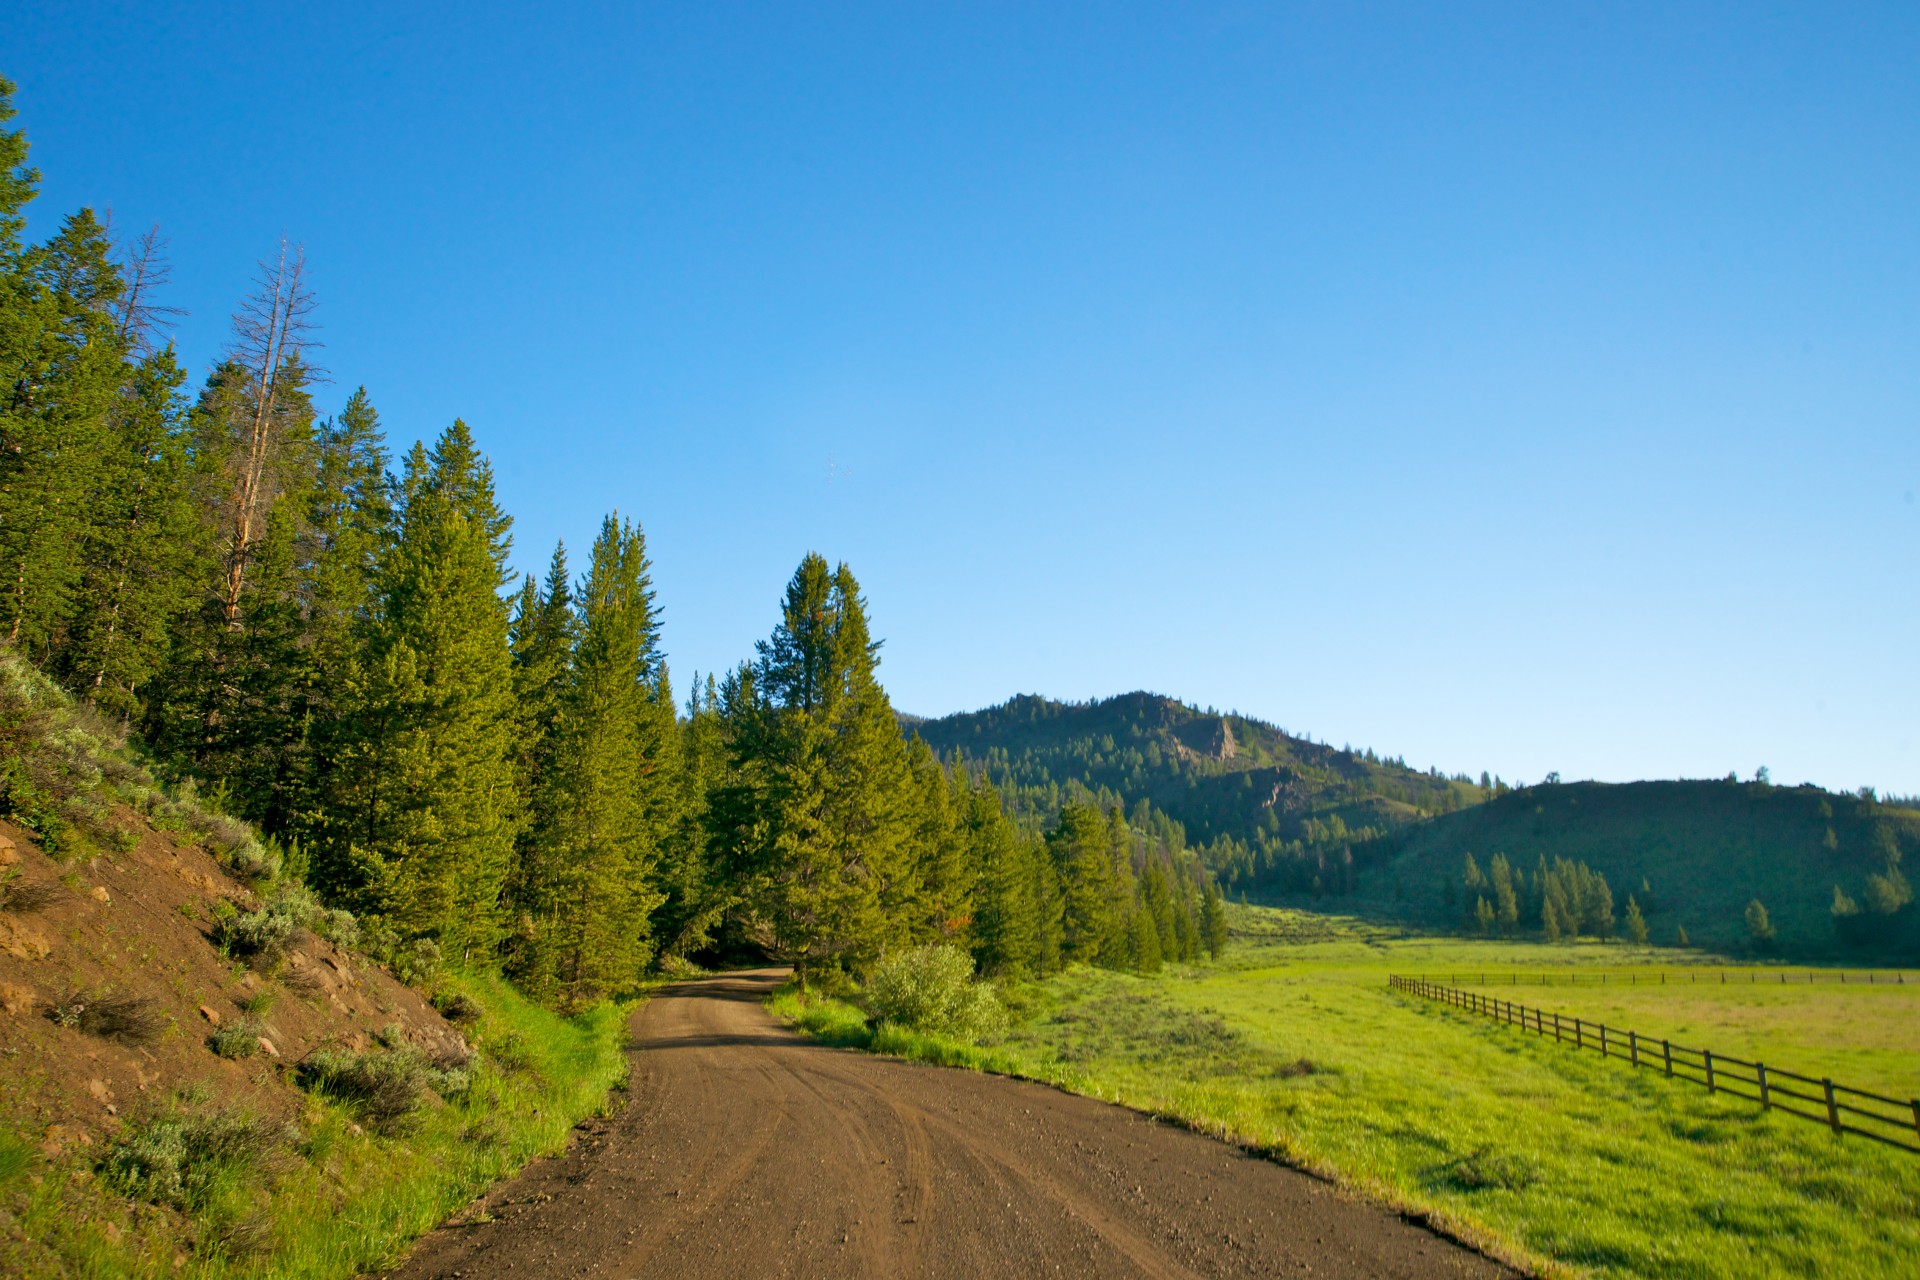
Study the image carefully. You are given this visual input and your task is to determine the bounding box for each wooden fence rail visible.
[1422,969,1910,988]
[1387,975,1920,1154]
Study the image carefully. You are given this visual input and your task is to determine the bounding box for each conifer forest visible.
[0,79,1223,1008]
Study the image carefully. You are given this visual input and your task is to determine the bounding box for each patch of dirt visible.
[384,970,1521,1280]
[0,815,465,1150]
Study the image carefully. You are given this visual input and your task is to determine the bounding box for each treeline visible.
[1451,853,1649,943]
[0,80,1225,1005]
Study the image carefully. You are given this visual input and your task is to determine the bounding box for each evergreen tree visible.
[312,423,519,964]
[0,208,124,656]
[1624,895,1649,945]
[531,515,669,1004]
[58,348,199,714]
[1046,801,1121,965]
[1200,881,1229,958]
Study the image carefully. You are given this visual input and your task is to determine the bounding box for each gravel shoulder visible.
[383,969,1520,1279]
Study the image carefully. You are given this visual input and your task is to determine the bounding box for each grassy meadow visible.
[776,907,1920,1279]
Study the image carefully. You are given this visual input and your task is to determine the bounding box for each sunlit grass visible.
[775,908,1920,1279]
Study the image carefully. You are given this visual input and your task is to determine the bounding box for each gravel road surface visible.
[384,969,1519,1279]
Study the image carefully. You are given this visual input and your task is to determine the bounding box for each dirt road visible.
[387,970,1518,1279]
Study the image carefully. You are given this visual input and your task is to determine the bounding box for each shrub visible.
[45,991,168,1046]
[312,907,360,950]
[864,944,1007,1041]
[392,937,442,988]
[295,1048,429,1135]
[208,1018,266,1059]
[98,1110,281,1210]
[433,991,483,1026]
[0,871,62,913]
[212,884,320,965]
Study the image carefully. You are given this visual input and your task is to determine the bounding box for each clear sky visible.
[4,3,1915,794]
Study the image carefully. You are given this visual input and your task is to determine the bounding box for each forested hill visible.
[913,692,1493,883]
[1357,780,1920,961]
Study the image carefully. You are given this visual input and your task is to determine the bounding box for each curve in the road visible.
[384,969,1520,1279]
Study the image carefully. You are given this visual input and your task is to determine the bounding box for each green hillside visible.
[913,691,1492,871]
[913,694,1919,963]
[1353,779,1920,961]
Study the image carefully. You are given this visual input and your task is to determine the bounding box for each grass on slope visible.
[772,909,1920,1280]
[0,972,631,1279]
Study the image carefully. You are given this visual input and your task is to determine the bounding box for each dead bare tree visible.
[109,222,187,353]
[220,236,320,629]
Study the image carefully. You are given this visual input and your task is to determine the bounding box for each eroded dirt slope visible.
[0,814,464,1159]
[388,970,1518,1280]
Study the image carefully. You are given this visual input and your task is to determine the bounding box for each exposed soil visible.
[0,816,465,1158]
[387,970,1520,1279]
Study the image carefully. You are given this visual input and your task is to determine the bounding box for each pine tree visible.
[1624,895,1648,945]
[1047,802,1121,965]
[1,208,125,657]
[966,775,1040,977]
[532,515,669,1004]
[58,348,199,714]
[313,423,519,964]
[1200,881,1229,958]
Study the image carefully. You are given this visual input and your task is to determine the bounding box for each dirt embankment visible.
[388,970,1518,1279]
[0,814,464,1160]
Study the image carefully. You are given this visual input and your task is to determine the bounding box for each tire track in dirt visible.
[382,969,1521,1279]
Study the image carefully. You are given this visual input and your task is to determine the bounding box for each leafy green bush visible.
[864,944,1007,1041]
[98,1110,282,1210]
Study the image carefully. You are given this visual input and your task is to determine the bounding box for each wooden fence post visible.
[1629,1030,1639,1068]
[1824,1080,1840,1132]
[1705,1050,1715,1093]
[1600,1025,1609,1057]
[1910,1100,1919,1143]
[1663,1040,1672,1077]
[1575,1019,1583,1050]
[1757,1064,1770,1110]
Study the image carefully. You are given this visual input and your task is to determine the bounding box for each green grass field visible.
[778,907,1920,1279]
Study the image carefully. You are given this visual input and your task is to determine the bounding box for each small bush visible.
[295,1048,429,1135]
[98,1110,282,1210]
[0,871,62,913]
[864,944,1007,1041]
[433,991,483,1026]
[391,937,443,988]
[208,1018,266,1060]
[311,907,360,950]
[46,991,168,1046]
[211,884,319,966]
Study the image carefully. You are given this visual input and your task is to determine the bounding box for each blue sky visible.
[5,3,1915,793]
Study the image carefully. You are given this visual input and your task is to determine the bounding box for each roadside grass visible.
[0,971,631,1279]
[773,908,1920,1280]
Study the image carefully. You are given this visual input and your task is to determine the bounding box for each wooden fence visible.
[1419,968,1910,988]
[1388,975,1920,1153]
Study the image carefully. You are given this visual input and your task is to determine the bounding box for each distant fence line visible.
[1387,975,1920,1154]
[1421,968,1911,988]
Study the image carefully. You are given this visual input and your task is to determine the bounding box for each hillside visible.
[0,654,626,1276]
[912,691,1491,867]
[1350,778,1920,960]
[912,693,1919,963]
